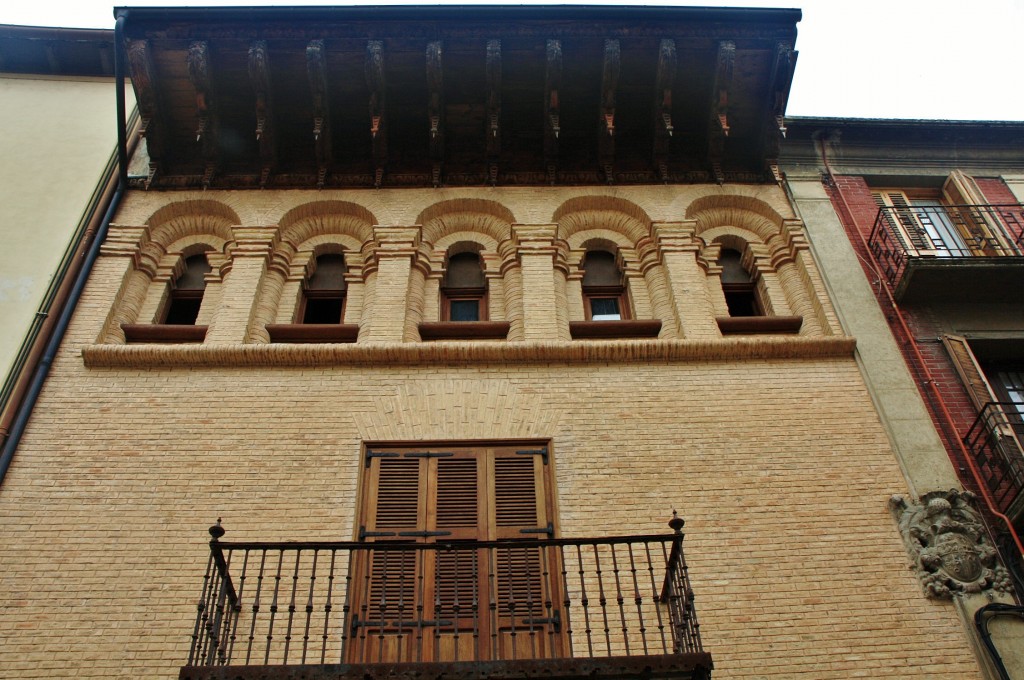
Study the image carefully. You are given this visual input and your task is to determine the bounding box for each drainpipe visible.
[817,137,1024,561]
[0,14,131,486]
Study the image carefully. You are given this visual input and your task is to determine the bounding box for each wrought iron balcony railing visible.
[868,204,1024,290]
[181,517,711,679]
[964,401,1024,518]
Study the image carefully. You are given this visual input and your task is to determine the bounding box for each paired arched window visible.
[301,253,347,324]
[718,248,759,317]
[441,251,487,322]
[164,253,211,325]
[581,250,628,321]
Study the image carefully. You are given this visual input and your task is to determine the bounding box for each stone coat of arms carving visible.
[890,489,1012,599]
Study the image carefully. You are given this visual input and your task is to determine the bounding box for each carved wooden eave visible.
[186,41,220,187]
[115,5,801,189]
[426,41,444,187]
[366,40,387,188]
[248,40,277,187]
[708,41,735,185]
[599,39,620,184]
[544,39,562,185]
[486,39,501,186]
[762,41,796,183]
[653,39,676,184]
[306,39,332,189]
[124,39,164,188]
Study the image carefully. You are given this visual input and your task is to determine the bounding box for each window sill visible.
[569,320,662,340]
[418,321,511,340]
[121,324,208,343]
[716,316,803,335]
[266,324,360,343]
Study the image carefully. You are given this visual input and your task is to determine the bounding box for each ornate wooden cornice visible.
[117,7,800,189]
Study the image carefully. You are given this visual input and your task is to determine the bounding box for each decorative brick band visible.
[81,336,856,368]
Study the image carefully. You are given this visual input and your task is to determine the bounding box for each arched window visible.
[442,251,487,322]
[301,253,347,324]
[582,250,627,321]
[164,253,211,325]
[719,248,759,317]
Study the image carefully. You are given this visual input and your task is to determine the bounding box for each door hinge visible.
[519,522,554,536]
[358,525,397,540]
[515,447,549,464]
[365,450,401,467]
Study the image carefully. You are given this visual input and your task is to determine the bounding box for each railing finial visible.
[209,518,225,541]
[669,509,685,534]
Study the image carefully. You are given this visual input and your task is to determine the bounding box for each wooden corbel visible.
[544,39,562,185]
[708,41,734,185]
[426,41,444,187]
[762,41,795,172]
[366,40,387,188]
[599,39,620,184]
[306,40,332,189]
[653,39,676,184]
[486,39,502,186]
[125,39,164,187]
[248,41,276,187]
[711,41,734,137]
[187,41,219,187]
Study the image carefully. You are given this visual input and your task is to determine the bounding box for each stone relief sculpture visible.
[890,489,1012,599]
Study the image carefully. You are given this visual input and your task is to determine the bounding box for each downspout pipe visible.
[0,13,130,486]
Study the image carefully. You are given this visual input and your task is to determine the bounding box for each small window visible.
[164,254,211,325]
[719,248,759,317]
[441,252,487,322]
[301,253,347,324]
[582,250,627,321]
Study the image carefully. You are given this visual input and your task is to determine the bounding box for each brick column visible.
[652,221,717,338]
[204,227,276,344]
[360,226,421,342]
[97,225,159,343]
[509,224,566,341]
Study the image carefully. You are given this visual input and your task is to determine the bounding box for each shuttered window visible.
[350,443,558,663]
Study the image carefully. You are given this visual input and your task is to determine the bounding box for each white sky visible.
[3,0,1022,121]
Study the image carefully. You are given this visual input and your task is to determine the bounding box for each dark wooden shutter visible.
[942,334,997,411]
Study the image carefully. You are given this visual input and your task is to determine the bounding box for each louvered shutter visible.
[874,191,933,251]
[941,334,998,411]
[353,444,558,662]
[942,171,1012,253]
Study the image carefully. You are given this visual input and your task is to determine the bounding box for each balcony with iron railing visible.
[868,204,1024,302]
[964,401,1024,524]
[179,515,712,680]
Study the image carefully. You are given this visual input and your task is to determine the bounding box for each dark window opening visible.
[582,250,628,321]
[719,248,760,317]
[164,253,211,325]
[442,252,487,322]
[301,253,347,324]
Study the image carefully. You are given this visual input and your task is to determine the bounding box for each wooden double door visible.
[348,443,563,664]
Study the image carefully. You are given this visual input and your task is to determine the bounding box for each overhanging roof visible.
[117,5,800,189]
[0,25,115,77]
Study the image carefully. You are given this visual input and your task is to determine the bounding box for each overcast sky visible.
[2,0,1021,121]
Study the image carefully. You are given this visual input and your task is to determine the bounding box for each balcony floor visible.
[180,653,713,680]
[896,256,1024,303]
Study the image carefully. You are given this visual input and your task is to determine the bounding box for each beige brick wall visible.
[0,184,980,678]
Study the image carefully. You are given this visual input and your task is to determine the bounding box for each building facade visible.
[0,7,1017,679]
[781,118,1024,676]
[0,25,134,456]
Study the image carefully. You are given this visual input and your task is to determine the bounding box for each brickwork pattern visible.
[0,184,980,679]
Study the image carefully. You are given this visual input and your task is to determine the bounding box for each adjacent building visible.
[0,6,1019,680]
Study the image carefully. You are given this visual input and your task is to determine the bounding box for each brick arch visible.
[685,195,783,242]
[278,201,377,247]
[552,196,653,246]
[417,199,515,247]
[145,200,239,249]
